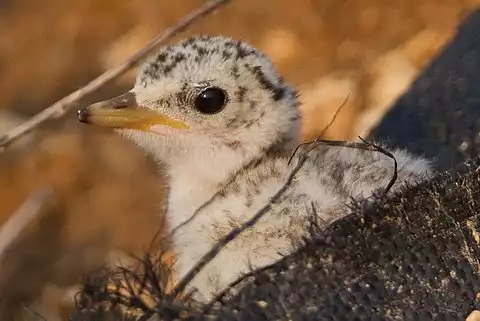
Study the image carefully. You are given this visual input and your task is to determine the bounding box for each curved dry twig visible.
[306,136,398,194]
[0,0,233,151]
[204,256,291,311]
[288,93,350,165]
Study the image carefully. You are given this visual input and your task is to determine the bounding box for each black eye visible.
[194,87,227,114]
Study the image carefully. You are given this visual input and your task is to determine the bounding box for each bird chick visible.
[78,35,432,301]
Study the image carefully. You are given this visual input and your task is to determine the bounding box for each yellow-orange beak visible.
[77,91,189,131]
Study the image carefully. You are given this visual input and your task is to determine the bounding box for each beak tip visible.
[77,108,89,123]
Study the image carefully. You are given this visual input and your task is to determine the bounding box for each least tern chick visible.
[78,35,432,301]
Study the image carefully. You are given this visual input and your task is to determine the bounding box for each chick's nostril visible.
[110,91,137,109]
[112,104,128,109]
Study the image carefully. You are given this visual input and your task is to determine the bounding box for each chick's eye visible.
[194,87,226,114]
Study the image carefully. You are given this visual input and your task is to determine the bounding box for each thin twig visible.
[0,189,52,261]
[0,0,232,151]
[308,136,398,194]
[167,189,223,242]
[77,250,176,317]
[288,93,350,165]
[20,302,47,321]
[164,154,268,245]
[146,206,169,254]
[205,256,290,310]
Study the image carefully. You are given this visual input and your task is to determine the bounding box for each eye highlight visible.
[194,87,227,114]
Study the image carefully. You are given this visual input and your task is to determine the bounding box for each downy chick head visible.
[78,36,301,175]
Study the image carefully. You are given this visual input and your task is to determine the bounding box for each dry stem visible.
[0,189,52,261]
[0,0,232,151]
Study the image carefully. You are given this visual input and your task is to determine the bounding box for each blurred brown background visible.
[0,0,478,320]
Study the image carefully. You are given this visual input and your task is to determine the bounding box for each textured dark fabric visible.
[72,156,480,321]
[368,9,480,171]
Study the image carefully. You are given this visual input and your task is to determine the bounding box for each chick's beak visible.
[77,91,189,131]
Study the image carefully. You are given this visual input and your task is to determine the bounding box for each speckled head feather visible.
[123,36,301,171]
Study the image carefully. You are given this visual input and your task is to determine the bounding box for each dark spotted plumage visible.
[138,36,287,106]
[236,86,247,102]
[250,65,286,101]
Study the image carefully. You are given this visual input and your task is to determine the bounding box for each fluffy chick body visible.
[81,36,432,301]
[167,143,430,301]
